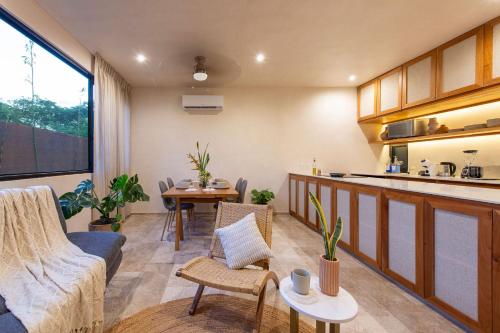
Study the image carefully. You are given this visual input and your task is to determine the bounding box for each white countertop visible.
[352,172,500,186]
[290,172,500,205]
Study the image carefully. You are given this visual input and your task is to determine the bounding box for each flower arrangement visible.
[187,142,211,188]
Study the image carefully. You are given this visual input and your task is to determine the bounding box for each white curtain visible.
[93,54,131,219]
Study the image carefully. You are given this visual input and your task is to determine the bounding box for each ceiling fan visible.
[193,56,207,81]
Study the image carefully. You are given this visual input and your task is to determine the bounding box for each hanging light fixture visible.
[193,56,208,81]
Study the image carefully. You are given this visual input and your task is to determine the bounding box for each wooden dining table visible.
[162,185,239,250]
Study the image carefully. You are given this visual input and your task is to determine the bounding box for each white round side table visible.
[279,276,358,333]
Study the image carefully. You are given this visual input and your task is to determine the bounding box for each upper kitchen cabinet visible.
[484,17,500,86]
[436,27,484,99]
[357,79,378,121]
[377,67,402,115]
[402,50,437,108]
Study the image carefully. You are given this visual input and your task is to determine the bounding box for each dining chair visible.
[236,179,248,203]
[167,177,175,188]
[213,177,243,209]
[158,181,195,241]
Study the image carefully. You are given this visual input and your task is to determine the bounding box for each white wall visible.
[0,0,93,231]
[130,87,382,213]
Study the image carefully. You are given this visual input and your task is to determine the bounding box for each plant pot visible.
[88,218,123,232]
[319,255,339,296]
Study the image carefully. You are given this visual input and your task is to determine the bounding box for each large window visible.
[0,8,92,180]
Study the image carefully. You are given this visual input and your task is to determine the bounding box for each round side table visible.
[279,276,358,333]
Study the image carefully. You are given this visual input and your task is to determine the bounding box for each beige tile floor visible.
[104,212,465,332]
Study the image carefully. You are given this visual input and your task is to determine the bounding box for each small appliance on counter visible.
[418,159,438,176]
[387,119,427,139]
[439,162,456,177]
[461,150,483,179]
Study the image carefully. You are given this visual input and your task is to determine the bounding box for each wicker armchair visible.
[176,202,279,332]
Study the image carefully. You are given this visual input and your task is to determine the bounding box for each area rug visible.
[107,294,314,332]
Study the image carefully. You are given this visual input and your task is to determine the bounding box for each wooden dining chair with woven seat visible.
[176,202,279,333]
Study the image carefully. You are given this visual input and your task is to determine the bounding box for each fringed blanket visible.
[0,186,106,333]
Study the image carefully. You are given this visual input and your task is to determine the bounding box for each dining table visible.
[161,183,239,251]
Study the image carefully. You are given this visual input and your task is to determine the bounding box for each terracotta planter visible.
[88,219,123,232]
[319,255,339,296]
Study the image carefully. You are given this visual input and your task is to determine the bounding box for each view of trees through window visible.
[0,12,91,178]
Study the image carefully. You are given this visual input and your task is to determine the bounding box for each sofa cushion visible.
[0,312,27,333]
[67,231,126,281]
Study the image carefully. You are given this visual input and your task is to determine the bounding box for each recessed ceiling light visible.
[136,54,146,63]
[348,74,357,82]
[256,53,265,63]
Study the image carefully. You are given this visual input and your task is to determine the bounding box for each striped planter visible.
[319,255,339,296]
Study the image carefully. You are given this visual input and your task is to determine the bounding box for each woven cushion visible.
[215,213,272,269]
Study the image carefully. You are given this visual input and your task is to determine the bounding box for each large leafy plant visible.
[251,189,275,205]
[187,142,211,187]
[59,174,150,231]
[309,192,343,261]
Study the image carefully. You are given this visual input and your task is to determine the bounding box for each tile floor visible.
[104,212,464,332]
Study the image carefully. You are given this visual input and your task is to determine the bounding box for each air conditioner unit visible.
[182,95,223,111]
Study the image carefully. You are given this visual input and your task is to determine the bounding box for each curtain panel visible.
[93,54,131,219]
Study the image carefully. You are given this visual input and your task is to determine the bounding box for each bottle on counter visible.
[312,158,317,176]
[386,159,392,173]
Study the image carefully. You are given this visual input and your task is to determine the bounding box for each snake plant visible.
[309,192,343,261]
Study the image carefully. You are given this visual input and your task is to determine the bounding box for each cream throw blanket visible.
[0,186,106,333]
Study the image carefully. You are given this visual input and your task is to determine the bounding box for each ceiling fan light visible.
[193,71,208,81]
[193,56,208,81]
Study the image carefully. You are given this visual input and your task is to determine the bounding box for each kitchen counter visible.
[289,172,500,205]
[352,172,500,186]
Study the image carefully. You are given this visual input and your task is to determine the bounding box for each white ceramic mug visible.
[291,268,310,295]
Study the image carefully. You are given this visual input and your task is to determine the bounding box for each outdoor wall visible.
[130,87,383,214]
[0,0,92,231]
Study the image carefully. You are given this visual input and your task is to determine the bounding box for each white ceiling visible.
[36,0,500,88]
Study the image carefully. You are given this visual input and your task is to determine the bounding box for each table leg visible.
[290,308,299,333]
[175,198,182,251]
[316,320,325,333]
[329,323,340,333]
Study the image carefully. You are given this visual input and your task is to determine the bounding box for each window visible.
[0,8,93,180]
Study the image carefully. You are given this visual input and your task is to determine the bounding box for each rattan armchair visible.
[176,202,279,332]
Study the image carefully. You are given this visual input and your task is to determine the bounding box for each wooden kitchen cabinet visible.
[318,181,333,233]
[357,79,378,121]
[493,210,500,333]
[381,191,424,295]
[333,183,355,252]
[437,27,484,98]
[402,50,437,108]
[377,67,402,115]
[289,175,298,217]
[306,178,318,230]
[354,185,382,269]
[424,198,492,333]
[484,17,500,86]
[296,176,306,223]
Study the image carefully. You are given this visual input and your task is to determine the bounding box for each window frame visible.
[0,6,94,181]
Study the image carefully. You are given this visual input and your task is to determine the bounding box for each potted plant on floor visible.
[250,189,275,205]
[309,192,343,296]
[59,174,150,232]
[187,142,211,188]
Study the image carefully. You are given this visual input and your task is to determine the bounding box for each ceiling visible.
[36,0,500,88]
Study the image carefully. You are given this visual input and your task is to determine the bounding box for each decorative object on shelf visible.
[380,127,389,140]
[59,174,150,232]
[464,123,487,131]
[309,192,343,296]
[435,124,449,134]
[187,141,211,188]
[250,189,275,205]
[291,268,311,295]
[312,158,317,176]
[428,117,439,134]
[486,118,500,127]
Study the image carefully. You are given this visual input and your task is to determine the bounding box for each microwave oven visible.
[387,119,427,139]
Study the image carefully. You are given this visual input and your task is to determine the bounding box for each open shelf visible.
[371,126,500,145]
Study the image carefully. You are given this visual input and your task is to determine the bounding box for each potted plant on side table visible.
[59,174,150,232]
[309,192,343,296]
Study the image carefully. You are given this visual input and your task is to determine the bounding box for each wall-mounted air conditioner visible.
[182,95,223,111]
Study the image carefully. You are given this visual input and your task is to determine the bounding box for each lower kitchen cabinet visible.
[333,183,355,251]
[425,198,493,333]
[306,179,318,229]
[354,186,382,268]
[297,177,306,222]
[493,210,500,333]
[289,175,297,217]
[382,191,424,294]
[319,181,333,232]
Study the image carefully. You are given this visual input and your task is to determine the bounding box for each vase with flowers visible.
[187,142,212,188]
[309,192,343,296]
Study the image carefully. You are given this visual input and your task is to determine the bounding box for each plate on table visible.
[175,182,192,189]
[212,182,230,189]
